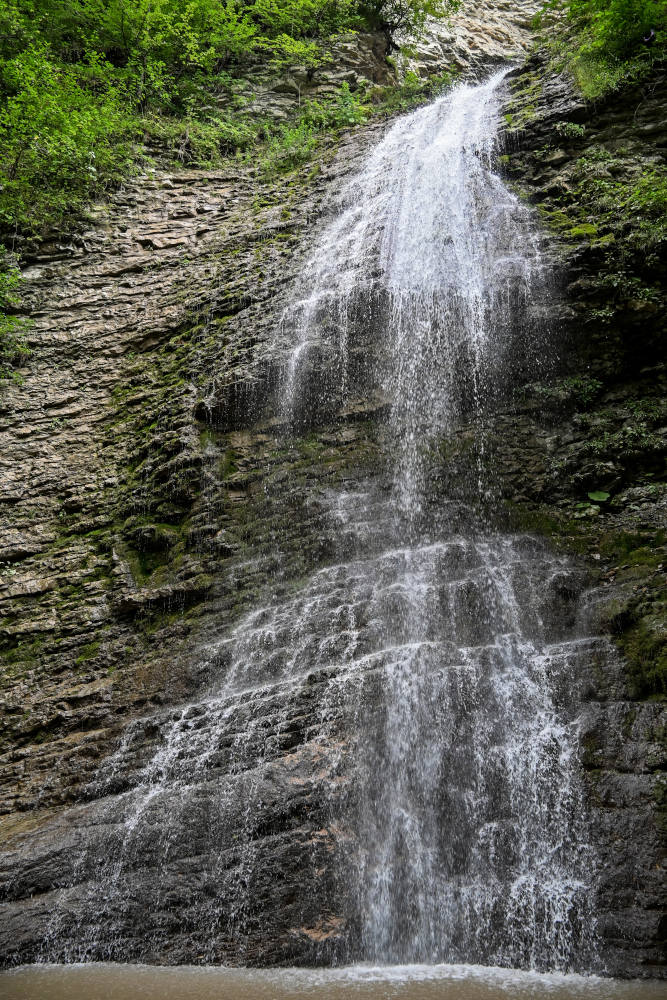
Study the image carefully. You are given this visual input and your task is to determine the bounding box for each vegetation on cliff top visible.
[0,0,459,239]
[0,0,460,382]
[537,0,667,96]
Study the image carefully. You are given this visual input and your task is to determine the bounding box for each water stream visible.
[279,70,595,968]
[26,71,603,975]
[3,963,665,1000]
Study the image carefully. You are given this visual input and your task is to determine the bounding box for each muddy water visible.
[1,964,664,1000]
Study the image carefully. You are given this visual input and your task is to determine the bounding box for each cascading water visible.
[281,71,548,515]
[276,71,593,967]
[277,70,597,968]
[29,71,600,973]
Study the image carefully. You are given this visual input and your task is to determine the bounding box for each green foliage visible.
[567,375,603,406]
[0,0,460,239]
[259,82,374,173]
[0,0,463,383]
[75,640,101,665]
[142,112,259,164]
[0,248,31,384]
[261,120,319,173]
[569,152,667,269]
[558,0,665,58]
[252,79,371,173]
[599,527,666,562]
[625,169,667,218]
[371,67,459,114]
[303,81,370,128]
[543,148,667,327]
[586,421,663,461]
[537,0,667,97]
[554,120,586,138]
[528,374,603,409]
[0,42,137,236]
[628,397,665,419]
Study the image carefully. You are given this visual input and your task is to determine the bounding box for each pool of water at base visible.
[1,964,664,1000]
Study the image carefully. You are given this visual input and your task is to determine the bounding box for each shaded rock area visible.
[0,10,665,981]
[477,54,666,977]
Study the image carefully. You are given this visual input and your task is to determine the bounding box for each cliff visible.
[0,0,664,977]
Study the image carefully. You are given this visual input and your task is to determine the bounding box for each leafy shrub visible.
[537,0,667,97]
[528,375,603,409]
[587,422,663,459]
[565,375,604,406]
[302,82,370,129]
[0,42,137,237]
[554,120,586,138]
[627,397,666,420]
[143,113,259,164]
[563,0,666,58]
[261,120,319,173]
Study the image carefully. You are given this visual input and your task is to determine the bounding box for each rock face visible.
[406,1,540,77]
[0,143,378,790]
[243,31,393,120]
[493,56,667,976]
[0,10,665,981]
[0,114,396,965]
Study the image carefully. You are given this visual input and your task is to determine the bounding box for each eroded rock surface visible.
[0,122,390,810]
[406,1,540,77]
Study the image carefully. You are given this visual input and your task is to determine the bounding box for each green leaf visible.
[588,490,610,502]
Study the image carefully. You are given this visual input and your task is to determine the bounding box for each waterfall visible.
[281,71,547,515]
[33,71,598,973]
[279,69,596,968]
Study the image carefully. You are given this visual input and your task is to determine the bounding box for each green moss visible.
[501,498,666,698]
[75,640,101,666]
[503,502,564,539]
[120,542,170,585]
[199,428,220,450]
[218,449,238,478]
[138,608,186,636]
[0,636,43,664]
[587,528,666,697]
[617,616,667,699]
[0,638,44,687]
[599,529,666,564]
[568,222,598,238]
